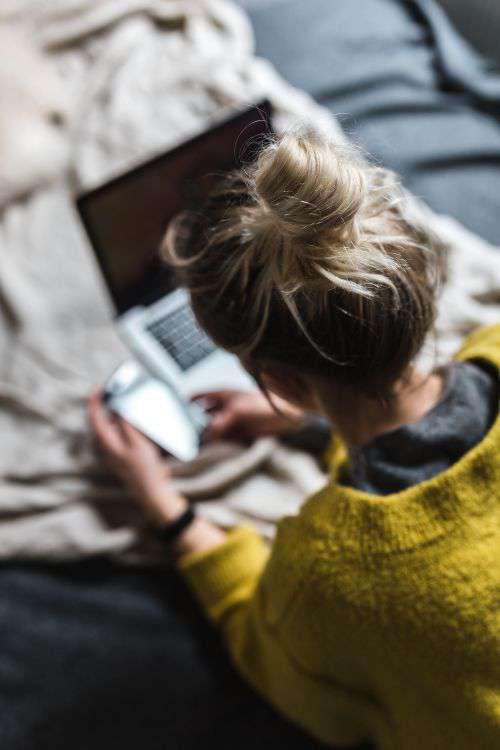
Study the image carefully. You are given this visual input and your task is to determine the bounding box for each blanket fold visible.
[0,0,499,562]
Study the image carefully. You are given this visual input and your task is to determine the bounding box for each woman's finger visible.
[88,392,124,455]
[190,390,236,409]
[204,409,235,441]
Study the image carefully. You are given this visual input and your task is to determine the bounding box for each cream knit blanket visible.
[0,0,499,563]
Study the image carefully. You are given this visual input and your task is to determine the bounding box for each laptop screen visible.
[76,100,273,316]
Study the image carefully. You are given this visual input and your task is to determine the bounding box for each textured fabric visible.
[242,0,500,246]
[1,0,500,562]
[180,324,500,749]
[437,0,500,64]
[345,360,499,494]
[0,0,334,562]
[0,558,326,750]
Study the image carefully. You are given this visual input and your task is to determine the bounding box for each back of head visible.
[164,127,445,399]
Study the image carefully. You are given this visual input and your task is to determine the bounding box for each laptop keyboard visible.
[146,304,217,372]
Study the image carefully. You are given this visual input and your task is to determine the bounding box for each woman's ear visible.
[260,366,315,410]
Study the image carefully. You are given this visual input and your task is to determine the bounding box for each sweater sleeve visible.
[177,517,366,746]
[178,525,271,623]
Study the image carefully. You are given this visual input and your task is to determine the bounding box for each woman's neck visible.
[316,368,445,449]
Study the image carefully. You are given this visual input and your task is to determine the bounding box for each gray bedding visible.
[244,0,500,244]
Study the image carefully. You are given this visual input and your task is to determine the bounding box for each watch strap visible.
[152,506,196,545]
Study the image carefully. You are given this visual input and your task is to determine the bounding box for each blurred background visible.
[236,0,500,243]
[242,0,500,69]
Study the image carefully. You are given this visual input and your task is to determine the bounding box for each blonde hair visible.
[164,127,445,398]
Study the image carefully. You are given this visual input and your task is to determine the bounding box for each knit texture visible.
[179,324,500,749]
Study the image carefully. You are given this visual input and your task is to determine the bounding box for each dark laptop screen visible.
[76,101,272,316]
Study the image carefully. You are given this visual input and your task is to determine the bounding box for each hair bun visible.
[252,129,366,241]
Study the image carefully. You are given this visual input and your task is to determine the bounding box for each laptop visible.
[77,100,272,393]
[76,101,272,459]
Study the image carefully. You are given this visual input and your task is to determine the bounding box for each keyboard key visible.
[146,304,216,371]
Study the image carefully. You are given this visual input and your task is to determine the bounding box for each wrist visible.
[171,516,227,561]
[143,488,189,527]
[139,487,227,560]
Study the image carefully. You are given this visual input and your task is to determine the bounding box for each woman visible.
[90,128,500,748]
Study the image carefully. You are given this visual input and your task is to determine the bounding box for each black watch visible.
[152,507,197,546]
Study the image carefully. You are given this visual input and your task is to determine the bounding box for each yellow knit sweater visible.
[179,324,500,749]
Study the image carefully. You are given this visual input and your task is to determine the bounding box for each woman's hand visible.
[88,392,188,526]
[194,389,304,443]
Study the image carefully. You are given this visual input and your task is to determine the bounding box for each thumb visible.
[205,410,236,441]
